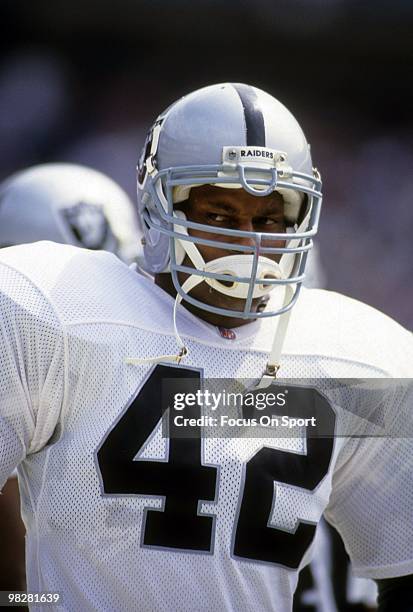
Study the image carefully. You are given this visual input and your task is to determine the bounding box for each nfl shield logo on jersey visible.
[62,201,111,249]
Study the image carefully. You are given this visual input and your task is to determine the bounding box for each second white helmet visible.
[0,163,139,262]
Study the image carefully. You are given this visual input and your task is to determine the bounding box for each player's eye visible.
[254,217,282,226]
[207,213,228,223]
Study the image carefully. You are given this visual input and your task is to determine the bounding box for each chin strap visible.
[252,210,309,388]
[255,284,294,389]
[125,277,196,367]
[125,276,292,385]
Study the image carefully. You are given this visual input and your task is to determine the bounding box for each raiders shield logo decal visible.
[62,202,111,250]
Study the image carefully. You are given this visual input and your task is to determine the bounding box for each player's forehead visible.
[188,185,284,215]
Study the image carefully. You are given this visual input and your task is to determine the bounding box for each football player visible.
[0,162,139,603]
[0,85,412,611]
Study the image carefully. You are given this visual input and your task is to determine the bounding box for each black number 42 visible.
[96,364,335,569]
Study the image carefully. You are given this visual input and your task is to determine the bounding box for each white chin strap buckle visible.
[204,254,284,298]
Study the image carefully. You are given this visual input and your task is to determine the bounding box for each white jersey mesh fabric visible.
[0,241,412,612]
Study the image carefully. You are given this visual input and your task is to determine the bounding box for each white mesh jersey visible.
[0,241,412,612]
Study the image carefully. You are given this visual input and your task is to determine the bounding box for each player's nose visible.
[233,220,258,251]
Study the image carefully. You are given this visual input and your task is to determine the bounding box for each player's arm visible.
[0,477,27,593]
[0,257,66,486]
[324,373,413,609]
[375,574,413,611]
[0,394,28,489]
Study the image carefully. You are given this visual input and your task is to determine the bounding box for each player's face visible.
[176,185,286,326]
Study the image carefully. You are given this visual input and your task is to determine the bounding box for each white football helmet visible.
[0,163,139,262]
[137,83,322,320]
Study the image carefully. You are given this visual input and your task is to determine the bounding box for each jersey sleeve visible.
[0,260,66,490]
[324,377,413,579]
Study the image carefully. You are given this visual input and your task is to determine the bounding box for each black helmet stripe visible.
[232,83,266,147]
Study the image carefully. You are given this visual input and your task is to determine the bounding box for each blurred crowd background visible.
[1,0,412,328]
